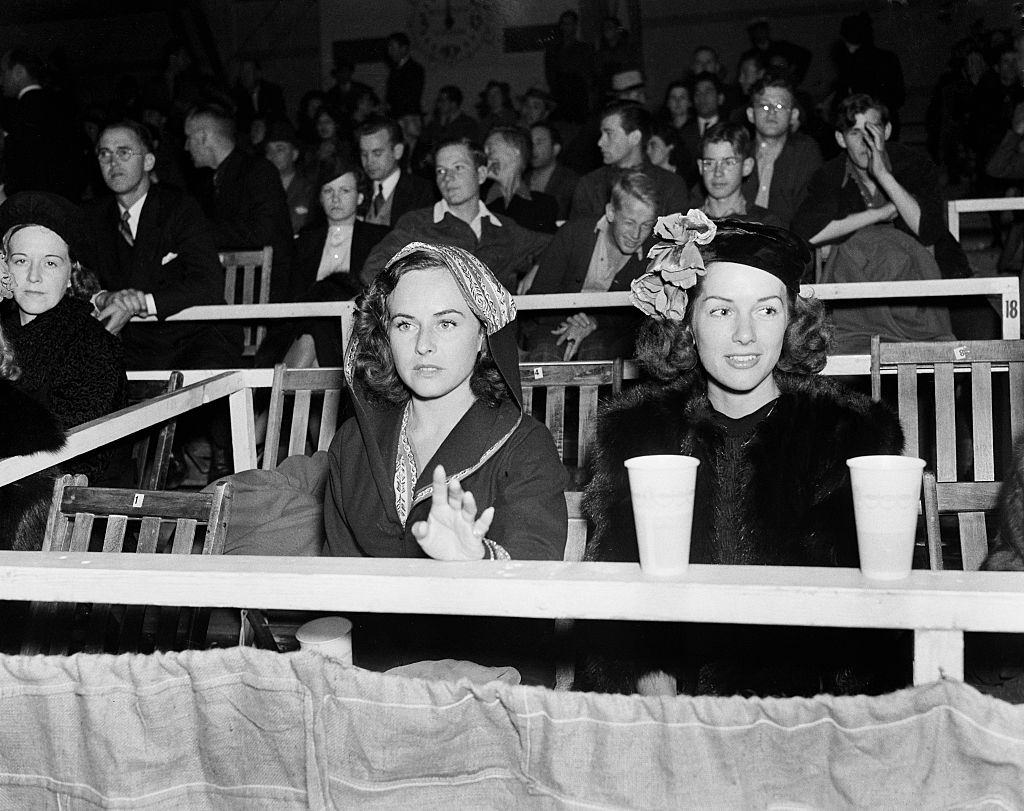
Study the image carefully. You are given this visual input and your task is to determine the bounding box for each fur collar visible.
[0,378,65,457]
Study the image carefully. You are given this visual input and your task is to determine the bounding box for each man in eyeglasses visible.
[698,123,781,226]
[740,76,822,228]
[361,137,550,291]
[85,119,240,370]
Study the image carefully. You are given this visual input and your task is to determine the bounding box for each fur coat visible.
[0,379,65,551]
[577,370,908,696]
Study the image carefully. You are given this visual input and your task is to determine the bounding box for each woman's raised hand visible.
[412,465,495,560]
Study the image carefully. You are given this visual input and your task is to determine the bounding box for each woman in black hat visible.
[578,213,907,697]
[0,191,127,485]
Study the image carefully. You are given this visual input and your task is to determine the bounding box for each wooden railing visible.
[0,551,1017,685]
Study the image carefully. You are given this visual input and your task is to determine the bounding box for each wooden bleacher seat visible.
[21,474,233,655]
[520,360,624,486]
[871,336,1024,569]
[126,371,184,490]
[220,247,273,359]
[262,365,346,469]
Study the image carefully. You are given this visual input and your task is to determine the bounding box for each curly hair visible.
[351,249,511,409]
[2,224,100,303]
[0,321,19,380]
[635,275,833,382]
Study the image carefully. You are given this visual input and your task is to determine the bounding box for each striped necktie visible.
[372,183,385,218]
[119,209,134,248]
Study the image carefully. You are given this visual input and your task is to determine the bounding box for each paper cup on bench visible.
[847,455,925,580]
[624,455,700,577]
[296,616,353,664]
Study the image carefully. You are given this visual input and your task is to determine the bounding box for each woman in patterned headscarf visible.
[323,241,567,561]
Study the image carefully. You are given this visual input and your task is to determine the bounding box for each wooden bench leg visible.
[914,629,964,684]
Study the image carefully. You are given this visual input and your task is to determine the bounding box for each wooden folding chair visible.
[262,364,346,470]
[220,247,273,358]
[871,337,1024,568]
[22,474,233,655]
[126,371,184,490]
[520,360,624,486]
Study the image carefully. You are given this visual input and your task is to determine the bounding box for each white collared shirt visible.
[118,193,148,240]
[432,199,502,240]
[582,215,641,292]
[17,84,42,100]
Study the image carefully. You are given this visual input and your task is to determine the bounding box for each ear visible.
[789,106,801,130]
[552,143,562,157]
[834,130,847,151]
[717,93,724,107]
[627,129,642,150]
[605,201,616,222]
[143,152,156,173]
[883,122,892,141]
[746,106,755,125]
[475,163,488,186]
[392,141,405,161]
[742,156,755,178]
[357,191,364,206]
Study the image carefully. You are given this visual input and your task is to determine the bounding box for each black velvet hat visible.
[701,219,811,293]
[0,191,92,266]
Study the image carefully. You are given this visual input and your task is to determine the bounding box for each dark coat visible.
[740,132,823,229]
[570,161,695,221]
[85,184,238,369]
[578,370,908,696]
[529,163,580,221]
[520,217,650,359]
[323,322,567,560]
[367,171,436,229]
[791,143,969,281]
[0,379,65,551]
[482,180,559,233]
[386,58,425,118]
[1,87,83,201]
[1,296,127,484]
[208,149,295,302]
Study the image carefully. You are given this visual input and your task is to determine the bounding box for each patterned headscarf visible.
[384,242,516,335]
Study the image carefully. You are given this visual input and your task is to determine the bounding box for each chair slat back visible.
[519,361,623,484]
[263,365,347,469]
[923,473,1002,570]
[220,247,273,358]
[874,338,1024,570]
[126,372,184,490]
[23,475,234,655]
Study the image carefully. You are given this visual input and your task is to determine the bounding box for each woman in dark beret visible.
[0,191,127,485]
[578,213,908,698]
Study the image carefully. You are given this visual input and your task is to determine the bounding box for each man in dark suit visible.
[0,49,83,201]
[385,32,425,118]
[231,59,287,134]
[87,120,240,371]
[521,169,657,361]
[183,103,294,303]
[527,122,579,221]
[356,116,435,229]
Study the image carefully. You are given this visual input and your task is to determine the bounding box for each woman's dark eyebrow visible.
[389,308,465,321]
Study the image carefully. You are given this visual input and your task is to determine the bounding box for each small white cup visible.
[624,455,700,576]
[847,455,926,580]
[295,616,353,664]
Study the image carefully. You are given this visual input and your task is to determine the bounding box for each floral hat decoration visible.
[0,254,13,300]
[630,209,716,322]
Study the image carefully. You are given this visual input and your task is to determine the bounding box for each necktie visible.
[119,209,134,248]
[372,183,385,218]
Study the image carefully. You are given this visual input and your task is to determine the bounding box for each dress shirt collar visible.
[118,193,148,239]
[376,168,401,200]
[433,199,502,239]
[594,214,644,260]
[17,84,42,100]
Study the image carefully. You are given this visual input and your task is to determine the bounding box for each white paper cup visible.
[624,455,700,576]
[295,616,353,664]
[847,455,925,580]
